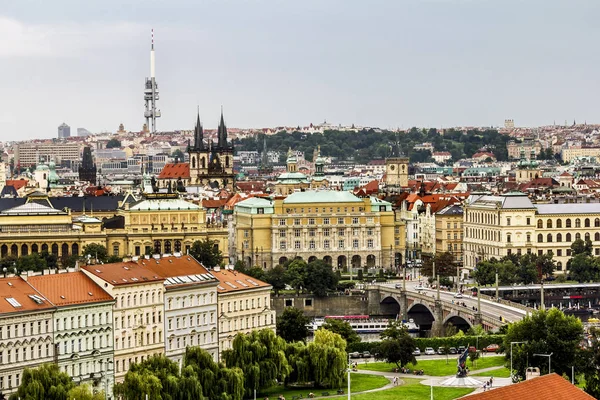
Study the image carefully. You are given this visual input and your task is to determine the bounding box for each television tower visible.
[144,29,161,133]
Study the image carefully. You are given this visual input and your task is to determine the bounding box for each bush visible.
[347,335,506,354]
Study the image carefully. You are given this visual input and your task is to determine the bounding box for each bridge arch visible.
[380,296,401,317]
[407,302,435,332]
[443,314,472,332]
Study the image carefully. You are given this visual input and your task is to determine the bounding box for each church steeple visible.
[193,109,204,150]
[217,107,228,149]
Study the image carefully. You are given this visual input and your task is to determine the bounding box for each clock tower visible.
[385,157,409,187]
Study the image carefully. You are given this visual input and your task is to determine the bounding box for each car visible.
[448,347,457,354]
[395,283,403,289]
[424,347,435,355]
[468,346,477,353]
[412,348,421,356]
[458,346,466,353]
[453,292,463,299]
[484,344,500,353]
[349,352,361,359]
[414,284,425,291]
[362,351,371,358]
[437,347,446,355]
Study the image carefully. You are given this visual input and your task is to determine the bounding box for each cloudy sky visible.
[0,0,599,139]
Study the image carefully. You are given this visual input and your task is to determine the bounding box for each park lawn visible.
[358,355,505,376]
[351,378,474,400]
[259,373,389,398]
[472,367,511,378]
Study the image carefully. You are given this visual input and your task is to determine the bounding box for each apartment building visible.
[27,272,115,398]
[212,267,275,355]
[0,277,55,396]
[435,204,464,266]
[14,141,81,166]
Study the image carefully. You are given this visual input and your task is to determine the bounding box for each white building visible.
[142,255,220,365]
[0,277,55,396]
[27,271,115,399]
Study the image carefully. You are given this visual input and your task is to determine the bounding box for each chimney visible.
[213,266,221,272]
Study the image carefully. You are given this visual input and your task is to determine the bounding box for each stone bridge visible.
[367,285,532,335]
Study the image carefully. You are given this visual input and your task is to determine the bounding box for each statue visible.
[151,176,158,193]
[456,346,470,377]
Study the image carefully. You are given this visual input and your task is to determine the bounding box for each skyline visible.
[1,0,599,139]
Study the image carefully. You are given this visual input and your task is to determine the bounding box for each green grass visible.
[351,378,474,400]
[472,367,511,378]
[259,373,389,398]
[358,355,505,376]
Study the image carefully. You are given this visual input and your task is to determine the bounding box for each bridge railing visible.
[478,293,534,313]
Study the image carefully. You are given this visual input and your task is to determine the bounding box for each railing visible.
[478,293,534,313]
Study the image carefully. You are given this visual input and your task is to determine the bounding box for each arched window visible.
[576,218,581,228]
[566,219,572,228]
[557,262,562,271]
[585,233,590,241]
[507,234,511,243]
[537,220,543,228]
[576,233,581,241]
[201,157,205,169]
[596,218,600,228]
[557,233,562,242]
[585,218,591,228]
[595,233,600,241]
[547,234,552,243]
[527,234,531,242]
[191,156,196,169]
[546,219,552,229]
[537,234,543,243]
[566,233,572,242]
[556,219,562,228]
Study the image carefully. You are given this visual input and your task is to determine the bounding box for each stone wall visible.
[272,293,369,317]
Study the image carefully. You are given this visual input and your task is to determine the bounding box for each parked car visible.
[437,347,446,355]
[484,344,500,353]
[395,283,403,289]
[362,351,371,358]
[453,292,463,298]
[414,284,425,291]
[448,347,458,354]
[349,352,361,359]
[468,346,477,353]
[412,348,421,356]
[458,346,466,353]
[424,347,436,355]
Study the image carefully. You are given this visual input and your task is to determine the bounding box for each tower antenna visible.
[144,29,161,133]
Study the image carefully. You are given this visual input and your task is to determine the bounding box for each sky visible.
[0,0,599,139]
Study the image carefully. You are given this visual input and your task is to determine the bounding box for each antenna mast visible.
[144,29,161,133]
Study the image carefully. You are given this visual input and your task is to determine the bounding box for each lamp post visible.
[347,353,351,400]
[495,267,499,300]
[533,353,553,375]
[104,360,114,400]
[510,341,527,381]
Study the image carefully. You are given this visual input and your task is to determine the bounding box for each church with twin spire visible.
[157,110,235,191]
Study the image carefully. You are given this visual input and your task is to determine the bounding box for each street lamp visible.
[104,360,114,400]
[533,353,553,375]
[510,341,527,381]
[495,266,499,300]
[347,353,351,400]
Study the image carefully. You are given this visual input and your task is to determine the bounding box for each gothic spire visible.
[217,106,228,149]
[193,109,204,150]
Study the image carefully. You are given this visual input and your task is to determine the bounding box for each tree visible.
[468,350,480,367]
[106,138,121,148]
[16,253,47,273]
[222,329,291,398]
[568,253,597,283]
[503,308,584,379]
[284,259,307,294]
[189,238,223,268]
[321,318,360,348]
[183,347,243,400]
[571,238,593,257]
[471,260,497,286]
[375,321,417,368]
[10,363,75,400]
[303,260,339,297]
[265,264,287,295]
[277,307,310,343]
[582,327,600,398]
[307,329,347,389]
[66,385,104,400]
[172,149,185,162]
[60,254,79,269]
[82,243,109,263]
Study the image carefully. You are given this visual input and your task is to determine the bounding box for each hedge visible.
[347,335,506,353]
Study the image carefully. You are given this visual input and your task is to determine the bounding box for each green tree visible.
[183,346,243,400]
[307,329,347,389]
[568,253,597,283]
[503,308,583,379]
[106,138,121,148]
[66,385,104,400]
[82,243,109,263]
[468,350,480,367]
[471,260,497,286]
[265,264,287,295]
[10,363,75,400]
[303,260,339,297]
[189,238,223,268]
[284,259,307,294]
[16,253,47,273]
[321,318,360,348]
[222,329,291,398]
[582,326,600,398]
[277,307,310,343]
[571,238,593,256]
[172,149,185,162]
[375,321,417,368]
[60,254,79,269]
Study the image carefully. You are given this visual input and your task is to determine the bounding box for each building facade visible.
[0,277,55,396]
[79,147,97,184]
[385,157,409,188]
[14,142,80,167]
[435,204,464,267]
[27,272,115,398]
[212,267,275,355]
[82,263,165,383]
[58,123,71,138]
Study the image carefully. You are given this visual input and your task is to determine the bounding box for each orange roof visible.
[28,271,113,306]
[82,262,164,286]
[202,199,227,208]
[462,373,594,400]
[136,255,217,288]
[6,179,28,191]
[158,163,190,179]
[0,277,54,314]
[211,268,271,293]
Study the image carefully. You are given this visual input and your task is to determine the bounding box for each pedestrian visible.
[483,381,488,391]
[393,376,398,386]
[490,376,493,387]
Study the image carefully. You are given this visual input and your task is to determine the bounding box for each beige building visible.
[435,204,464,267]
[385,157,409,188]
[212,267,275,355]
[0,277,55,396]
[561,147,600,163]
[82,262,165,382]
[14,141,81,166]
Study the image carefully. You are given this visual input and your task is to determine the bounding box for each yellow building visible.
[0,192,229,262]
[435,204,464,266]
[232,191,405,271]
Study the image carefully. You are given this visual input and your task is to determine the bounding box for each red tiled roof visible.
[28,271,113,306]
[82,262,164,286]
[236,181,267,193]
[461,373,594,400]
[0,277,54,314]
[212,268,271,293]
[202,199,227,208]
[136,255,217,289]
[6,179,28,190]
[158,163,190,179]
[472,152,496,159]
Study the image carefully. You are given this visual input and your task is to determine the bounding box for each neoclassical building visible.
[272,148,329,196]
[463,192,600,274]
[231,191,405,271]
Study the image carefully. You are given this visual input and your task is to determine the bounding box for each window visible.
[294,229,301,237]
[308,218,315,225]
[338,240,345,249]
[257,208,264,214]
[367,239,373,248]
[352,217,359,224]
[507,217,511,226]
[338,228,345,236]
[294,241,301,249]
[294,218,301,225]
[507,234,511,243]
[323,218,330,225]
[557,249,562,257]
[566,219,572,228]
[585,218,590,228]
[566,233,572,242]
[596,218,600,228]
[323,228,330,237]
[309,229,316,237]
[576,219,581,228]
[352,239,359,248]
[547,234,552,242]
[567,249,572,256]
[557,233,562,242]
[546,219,552,228]
[279,230,285,238]
[367,228,373,236]
[537,234,543,243]
[527,234,531,242]
[324,240,330,249]
[367,217,374,223]
[337,218,344,224]
[113,244,119,256]
[279,219,285,226]
[526,217,531,225]
[576,233,581,241]
[557,219,562,228]
[309,240,316,249]
[537,220,543,228]
[596,233,600,241]
[279,241,286,250]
